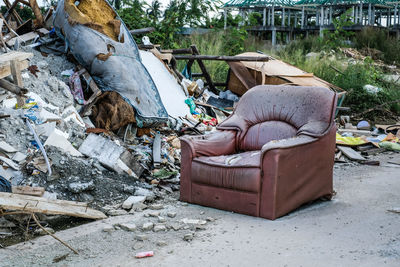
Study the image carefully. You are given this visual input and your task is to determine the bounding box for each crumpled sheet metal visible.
[53,0,168,127]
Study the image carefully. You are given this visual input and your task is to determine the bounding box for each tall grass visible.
[176,29,400,119]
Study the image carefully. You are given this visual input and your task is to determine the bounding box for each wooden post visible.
[190,45,217,94]
[29,0,44,27]
[329,6,332,24]
[288,9,291,26]
[351,6,355,23]
[0,19,8,52]
[3,0,23,25]
[360,2,363,25]
[301,6,305,28]
[282,8,285,27]
[294,12,298,28]
[10,60,24,107]
[268,8,271,26]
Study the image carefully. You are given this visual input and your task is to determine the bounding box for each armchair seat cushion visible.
[192,151,261,193]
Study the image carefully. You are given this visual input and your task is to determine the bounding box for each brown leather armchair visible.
[180,85,337,220]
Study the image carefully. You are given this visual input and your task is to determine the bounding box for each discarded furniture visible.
[180,85,337,220]
[226,52,346,115]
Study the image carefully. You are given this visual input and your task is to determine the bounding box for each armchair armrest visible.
[180,130,237,158]
[180,130,237,202]
[259,126,336,219]
[261,135,318,155]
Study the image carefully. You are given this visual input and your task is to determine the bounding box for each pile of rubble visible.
[335,117,400,165]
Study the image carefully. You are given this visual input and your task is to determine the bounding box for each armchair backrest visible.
[217,85,337,151]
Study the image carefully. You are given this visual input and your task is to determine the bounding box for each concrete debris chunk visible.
[156,240,167,247]
[102,225,115,233]
[122,196,146,210]
[35,227,55,236]
[149,204,164,210]
[135,234,148,241]
[0,141,17,153]
[12,152,27,163]
[183,233,194,241]
[142,222,154,231]
[0,156,19,170]
[153,224,166,232]
[167,212,177,218]
[68,181,95,193]
[180,218,207,225]
[79,134,134,176]
[119,223,137,232]
[44,131,82,157]
[107,209,128,216]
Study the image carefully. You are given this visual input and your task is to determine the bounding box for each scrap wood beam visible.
[173,55,271,62]
[0,77,27,95]
[190,45,218,94]
[3,0,23,25]
[28,0,44,28]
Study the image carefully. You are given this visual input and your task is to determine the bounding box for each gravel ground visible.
[0,153,399,267]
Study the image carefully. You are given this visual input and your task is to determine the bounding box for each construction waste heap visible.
[0,0,399,251]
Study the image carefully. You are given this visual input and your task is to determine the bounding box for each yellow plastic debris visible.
[336,133,368,146]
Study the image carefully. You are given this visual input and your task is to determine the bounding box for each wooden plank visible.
[6,31,39,46]
[337,128,374,136]
[78,67,102,116]
[174,54,271,62]
[12,186,44,197]
[3,0,23,25]
[361,147,386,156]
[0,59,29,79]
[337,146,367,161]
[0,192,107,219]
[0,51,33,63]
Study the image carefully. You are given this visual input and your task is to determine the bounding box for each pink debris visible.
[135,251,154,258]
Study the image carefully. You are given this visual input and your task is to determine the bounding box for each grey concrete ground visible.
[0,153,399,267]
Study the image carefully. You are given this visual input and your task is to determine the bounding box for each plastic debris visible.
[135,251,154,258]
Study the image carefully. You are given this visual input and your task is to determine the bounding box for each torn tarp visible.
[53,0,168,127]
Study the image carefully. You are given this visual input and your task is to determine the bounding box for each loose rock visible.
[142,222,154,231]
[119,223,137,232]
[183,233,193,241]
[167,212,177,218]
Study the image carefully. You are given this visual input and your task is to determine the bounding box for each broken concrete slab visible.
[12,152,26,163]
[0,156,19,170]
[44,130,82,157]
[0,141,17,153]
[79,134,134,176]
